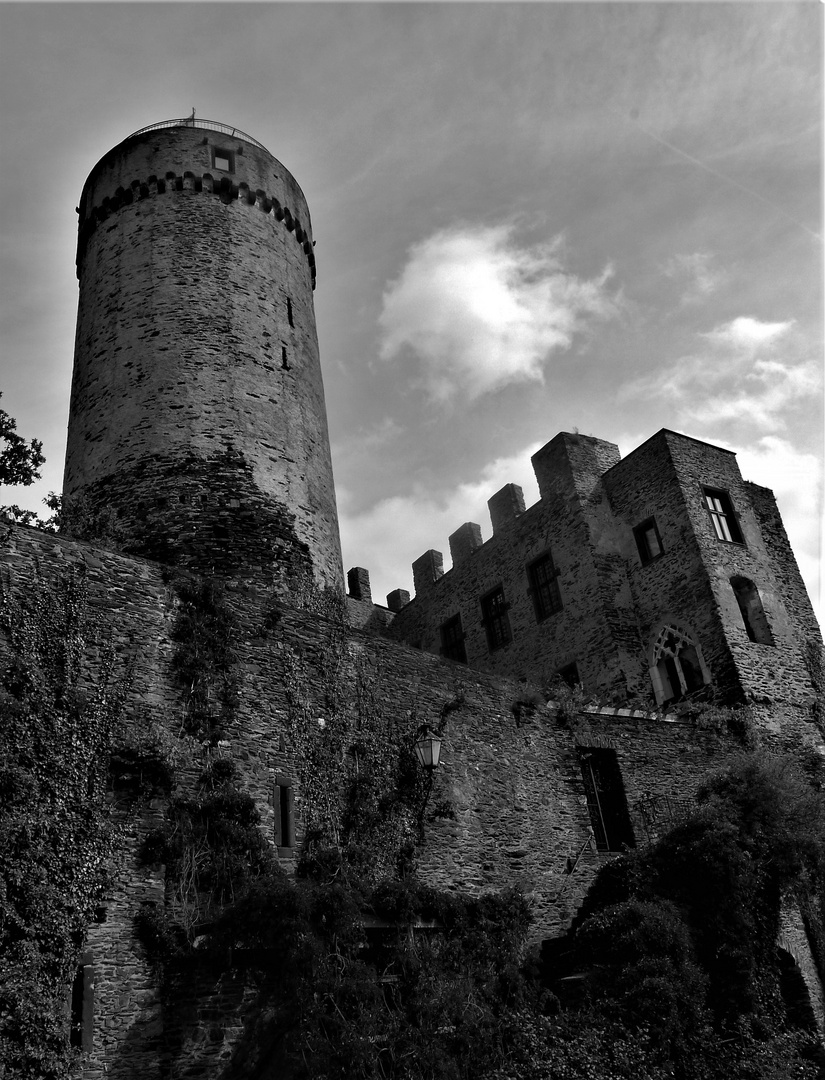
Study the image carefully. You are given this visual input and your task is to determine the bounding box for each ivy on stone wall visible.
[0,567,128,1078]
[169,575,240,742]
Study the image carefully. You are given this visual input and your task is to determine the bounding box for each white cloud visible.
[663,252,725,305]
[626,315,820,435]
[377,225,619,403]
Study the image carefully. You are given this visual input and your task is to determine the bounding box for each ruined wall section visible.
[65,124,342,594]
[604,431,819,713]
[385,434,640,699]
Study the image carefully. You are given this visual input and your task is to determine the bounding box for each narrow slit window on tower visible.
[703,487,744,544]
[439,614,467,664]
[633,517,664,565]
[287,296,294,328]
[212,147,234,172]
[579,748,635,852]
[275,777,294,851]
[527,551,563,620]
[730,576,775,645]
[281,346,290,370]
[480,585,512,652]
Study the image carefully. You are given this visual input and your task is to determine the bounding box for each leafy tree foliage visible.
[552,752,825,1079]
[0,395,44,489]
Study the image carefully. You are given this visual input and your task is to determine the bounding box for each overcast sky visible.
[1,2,822,625]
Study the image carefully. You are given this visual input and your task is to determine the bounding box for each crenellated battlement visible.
[76,172,316,287]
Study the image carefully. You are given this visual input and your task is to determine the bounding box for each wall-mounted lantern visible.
[413,725,443,771]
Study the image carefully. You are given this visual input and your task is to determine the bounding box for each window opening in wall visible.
[703,488,743,544]
[439,614,467,664]
[281,346,290,370]
[275,777,294,850]
[527,552,563,620]
[212,147,234,172]
[651,625,708,704]
[480,586,512,651]
[579,748,635,852]
[287,296,294,328]
[69,962,93,1051]
[557,662,579,688]
[633,517,663,565]
[730,577,775,645]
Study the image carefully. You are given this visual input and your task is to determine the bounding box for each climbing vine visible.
[0,567,129,1078]
[169,574,240,742]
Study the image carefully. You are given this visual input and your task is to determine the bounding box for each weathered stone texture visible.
[65,124,342,593]
[387,429,823,725]
[0,522,757,1078]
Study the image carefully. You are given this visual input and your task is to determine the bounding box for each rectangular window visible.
[579,749,635,852]
[633,517,664,565]
[212,147,235,172]
[703,488,743,544]
[275,777,294,850]
[439,614,467,664]
[527,552,563,620]
[480,586,512,651]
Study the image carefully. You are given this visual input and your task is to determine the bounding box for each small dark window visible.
[703,488,743,544]
[731,577,774,645]
[212,147,234,172]
[633,517,663,565]
[480,586,511,651]
[281,346,290,370]
[287,296,294,328]
[69,963,93,1051]
[528,552,563,620]
[439,614,467,664]
[557,662,579,688]
[275,777,294,850]
[579,748,635,852]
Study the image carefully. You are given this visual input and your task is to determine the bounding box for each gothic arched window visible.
[650,624,710,705]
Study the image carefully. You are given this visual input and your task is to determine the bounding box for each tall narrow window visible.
[703,488,743,544]
[69,960,94,1051]
[633,517,663,565]
[579,748,635,852]
[439,614,467,664]
[730,577,774,645]
[275,777,294,851]
[281,345,290,370]
[287,296,294,328]
[480,586,511,651]
[650,624,709,704]
[527,552,563,620]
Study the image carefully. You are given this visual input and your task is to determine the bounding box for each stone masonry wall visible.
[385,433,643,700]
[0,522,807,1078]
[604,430,820,713]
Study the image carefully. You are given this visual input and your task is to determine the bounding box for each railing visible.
[632,793,694,845]
[552,828,595,904]
[121,118,270,153]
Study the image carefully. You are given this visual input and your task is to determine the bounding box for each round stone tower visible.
[65,118,343,594]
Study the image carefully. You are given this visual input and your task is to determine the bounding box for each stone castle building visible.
[2,118,822,1077]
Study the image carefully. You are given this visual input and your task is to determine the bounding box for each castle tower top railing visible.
[121,117,271,152]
